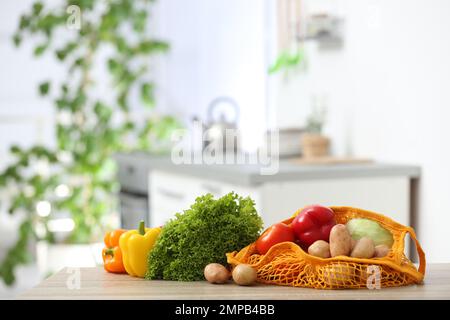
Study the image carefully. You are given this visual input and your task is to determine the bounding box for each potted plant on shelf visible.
[301,100,330,158]
[0,0,180,285]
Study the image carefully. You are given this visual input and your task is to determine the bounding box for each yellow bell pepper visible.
[119,220,161,277]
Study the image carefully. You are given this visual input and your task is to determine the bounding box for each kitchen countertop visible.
[19,264,450,300]
[115,152,421,191]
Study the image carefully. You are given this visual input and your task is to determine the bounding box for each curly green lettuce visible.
[145,192,263,281]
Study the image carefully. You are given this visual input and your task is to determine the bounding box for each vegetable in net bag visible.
[227,206,426,289]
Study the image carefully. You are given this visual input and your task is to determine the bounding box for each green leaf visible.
[4,166,20,181]
[36,14,65,35]
[70,92,86,111]
[132,10,147,32]
[268,48,305,75]
[117,91,128,110]
[94,101,112,122]
[9,194,28,214]
[55,42,77,61]
[55,50,66,61]
[95,158,117,181]
[19,15,30,30]
[107,58,117,70]
[61,84,68,94]
[123,121,134,131]
[32,2,44,15]
[12,33,22,47]
[140,83,155,107]
[38,81,50,96]
[34,43,48,56]
[70,57,85,72]
[268,51,288,74]
[154,116,181,140]
[55,98,68,109]
[114,37,129,54]
[10,145,22,155]
[0,220,33,285]
[137,40,169,54]
[70,0,95,10]
[0,175,5,187]
[107,58,122,76]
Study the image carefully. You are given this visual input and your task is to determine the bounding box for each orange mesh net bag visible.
[227,206,426,289]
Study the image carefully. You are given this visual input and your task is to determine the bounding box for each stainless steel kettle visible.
[203,96,240,154]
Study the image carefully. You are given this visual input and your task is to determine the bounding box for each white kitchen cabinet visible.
[149,170,260,227]
[260,176,410,226]
[149,170,410,230]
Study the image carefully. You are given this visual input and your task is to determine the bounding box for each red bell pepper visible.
[291,205,336,249]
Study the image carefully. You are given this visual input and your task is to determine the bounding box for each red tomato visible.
[256,223,296,255]
[291,205,336,249]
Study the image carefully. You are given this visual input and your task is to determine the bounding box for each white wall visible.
[0,0,58,164]
[271,0,450,262]
[154,0,268,151]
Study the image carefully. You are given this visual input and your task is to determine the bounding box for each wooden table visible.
[20,264,450,300]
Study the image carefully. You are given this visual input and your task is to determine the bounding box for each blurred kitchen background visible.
[1,0,450,298]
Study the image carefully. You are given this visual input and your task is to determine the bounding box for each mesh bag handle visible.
[402,226,426,275]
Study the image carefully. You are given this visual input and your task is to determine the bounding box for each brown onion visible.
[232,264,257,286]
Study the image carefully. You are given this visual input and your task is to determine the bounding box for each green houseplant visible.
[0,0,180,285]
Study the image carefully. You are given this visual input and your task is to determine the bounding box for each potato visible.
[204,263,230,284]
[329,224,352,257]
[308,240,331,258]
[374,244,390,258]
[351,238,357,251]
[323,264,355,287]
[351,237,375,258]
